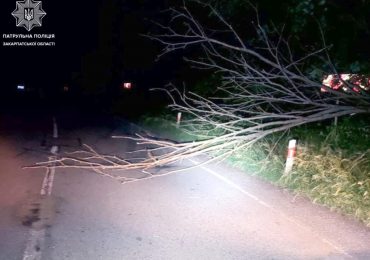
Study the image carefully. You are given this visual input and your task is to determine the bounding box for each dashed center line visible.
[22,116,58,260]
[40,166,55,197]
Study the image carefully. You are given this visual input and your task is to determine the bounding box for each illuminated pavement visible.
[1,112,370,259]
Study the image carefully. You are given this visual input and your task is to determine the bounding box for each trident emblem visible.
[24,8,34,21]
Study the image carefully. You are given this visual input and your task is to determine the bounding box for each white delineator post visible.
[284,139,297,175]
[176,112,182,127]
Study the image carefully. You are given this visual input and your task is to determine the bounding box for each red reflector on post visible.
[287,148,296,158]
[284,139,297,175]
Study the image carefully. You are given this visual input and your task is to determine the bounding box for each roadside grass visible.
[139,113,370,226]
[139,112,201,142]
[282,146,370,225]
[228,116,370,226]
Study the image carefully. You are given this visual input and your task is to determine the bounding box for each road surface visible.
[0,108,370,260]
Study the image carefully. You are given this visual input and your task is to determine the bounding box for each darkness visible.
[1,0,99,88]
[0,0,181,117]
[2,0,369,117]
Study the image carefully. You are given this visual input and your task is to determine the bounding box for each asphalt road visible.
[1,109,370,260]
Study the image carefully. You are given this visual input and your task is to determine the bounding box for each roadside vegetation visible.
[134,0,370,225]
[140,114,370,226]
[135,0,370,225]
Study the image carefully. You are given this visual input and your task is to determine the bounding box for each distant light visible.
[122,82,132,90]
[63,85,69,92]
[17,85,25,90]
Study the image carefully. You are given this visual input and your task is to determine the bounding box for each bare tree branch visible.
[29,1,370,182]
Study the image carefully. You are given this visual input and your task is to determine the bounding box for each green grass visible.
[281,146,370,224]
[227,116,370,226]
[139,113,200,142]
[139,113,370,226]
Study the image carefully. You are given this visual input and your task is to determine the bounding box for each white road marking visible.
[22,230,45,260]
[40,166,56,196]
[189,159,353,259]
[50,146,58,155]
[22,117,59,260]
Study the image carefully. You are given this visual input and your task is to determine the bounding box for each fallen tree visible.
[30,1,370,183]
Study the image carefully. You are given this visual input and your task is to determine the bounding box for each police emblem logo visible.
[24,8,34,21]
[12,0,46,31]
